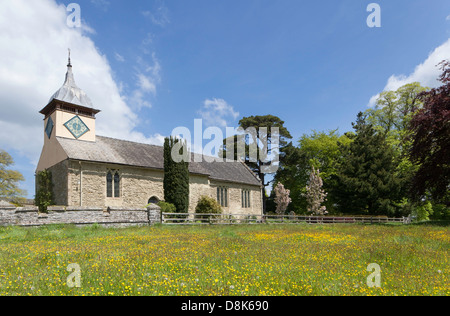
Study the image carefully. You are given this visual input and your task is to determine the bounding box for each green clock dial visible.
[45,116,54,139]
[64,116,89,139]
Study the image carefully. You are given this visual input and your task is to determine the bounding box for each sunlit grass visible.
[0,223,448,296]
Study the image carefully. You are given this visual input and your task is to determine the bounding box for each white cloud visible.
[446,15,450,21]
[128,53,161,110]
[91,0,110,10]
[114,52,125,62]
[198,98,240,128]
[137,74,157,94]
[0,0,163,165]
[368,38,450,107]
[141,2,170,27]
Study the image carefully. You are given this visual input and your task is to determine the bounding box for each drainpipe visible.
[79,161,83,206]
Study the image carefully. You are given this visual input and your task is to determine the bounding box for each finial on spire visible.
[67,48,72,67]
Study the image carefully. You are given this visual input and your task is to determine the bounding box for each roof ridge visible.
[96,135,163,148]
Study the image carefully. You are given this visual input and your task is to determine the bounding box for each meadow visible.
[0,223,448,296]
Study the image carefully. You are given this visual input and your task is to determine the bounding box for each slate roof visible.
[49,65,94,108]
[56,136,262,187]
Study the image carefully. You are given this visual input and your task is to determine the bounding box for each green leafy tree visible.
[0,149,26,205]
[274,130,352,214]
[365,82,427,141]
[163,137,190,212]
[35,170,54,213]
[365,83,428,214]
[332,113,403,216]
[220,115,293,213]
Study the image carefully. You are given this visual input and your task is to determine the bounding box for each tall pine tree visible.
[332,113,402,216]
[163,137,190,212]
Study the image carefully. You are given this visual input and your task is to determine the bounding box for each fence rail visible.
[161,213,410,225]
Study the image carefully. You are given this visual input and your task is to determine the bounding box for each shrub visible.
[35,170,54,214]
[195,196,223,214]
[157,201,177,213]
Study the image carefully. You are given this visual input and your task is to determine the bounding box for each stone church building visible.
[36,58,263,215]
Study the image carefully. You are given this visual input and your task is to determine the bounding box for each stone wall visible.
[66,161,165,208]
[209,180,263,216]
[46,159,263,215]
[0,205,161,228]
[48,160,69,206]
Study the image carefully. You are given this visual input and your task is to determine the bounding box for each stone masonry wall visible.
[44,159,263,215]
[67,161,165,208]
[0,205,161,228]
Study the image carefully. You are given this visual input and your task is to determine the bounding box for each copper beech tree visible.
[409,61,450,204]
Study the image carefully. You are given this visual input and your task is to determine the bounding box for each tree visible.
[273,182,292,215]
[221,115,293,213]
[365,83,428,214]
[305,166,328,216]
[163,137,190,212]
[365,83,427,140]
[273,130,352,214]
[409,61,450,204]
[332,113,402,215]
[0,149,26,205]
[35,170,53,213]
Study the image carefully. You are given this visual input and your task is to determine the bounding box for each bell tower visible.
[36,51,101,172]
[39,50,100,143]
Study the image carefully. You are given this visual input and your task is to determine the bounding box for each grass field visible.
[0,223,448,296]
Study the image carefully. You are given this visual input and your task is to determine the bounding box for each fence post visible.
[147,204,161,225]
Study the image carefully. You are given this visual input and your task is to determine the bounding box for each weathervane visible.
[68,48,72,67]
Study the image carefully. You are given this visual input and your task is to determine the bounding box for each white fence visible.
[161,213,410,225]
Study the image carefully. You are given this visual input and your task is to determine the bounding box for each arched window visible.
[114,172,120,198]
[107,170,120,198]
[148,196,160,205]
[106,171,113,198]
[242,189,251,208]
[217,187,228,207]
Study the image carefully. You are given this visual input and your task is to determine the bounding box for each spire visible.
[47,51,94,108]
[67,48,72,68]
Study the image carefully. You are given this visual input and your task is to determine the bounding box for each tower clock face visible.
[64,116,90,139]
[45,116,54,139]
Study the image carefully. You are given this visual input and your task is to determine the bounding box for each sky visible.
[1,0,450,198]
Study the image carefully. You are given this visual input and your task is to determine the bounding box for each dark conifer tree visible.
[163,137,190,212]
[333,113,402,216]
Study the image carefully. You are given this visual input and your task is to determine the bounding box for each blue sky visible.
[1,0,450,198]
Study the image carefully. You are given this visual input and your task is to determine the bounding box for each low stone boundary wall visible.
[0,205,161,227]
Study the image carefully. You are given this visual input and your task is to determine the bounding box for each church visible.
[36,57,263,215]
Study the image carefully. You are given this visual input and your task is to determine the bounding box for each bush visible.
[35,170,54,214]
[157,201,177,213]
[430,204,450,221]
[195,196,223,214]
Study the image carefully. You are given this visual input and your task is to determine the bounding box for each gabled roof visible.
[56,136,262,187]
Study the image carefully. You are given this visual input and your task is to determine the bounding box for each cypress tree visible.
[333,113,402,216]
[163,137,190,212]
